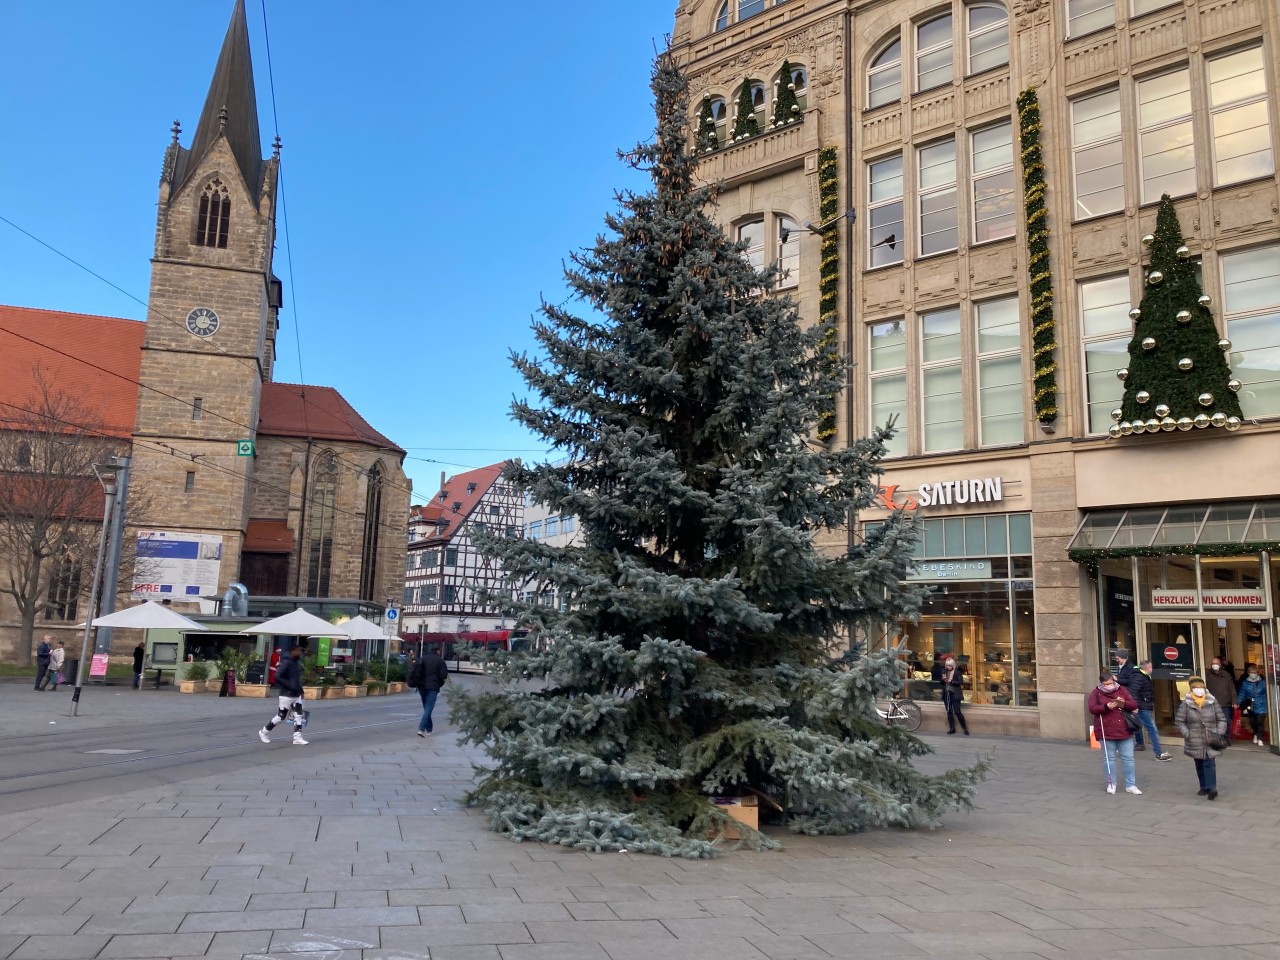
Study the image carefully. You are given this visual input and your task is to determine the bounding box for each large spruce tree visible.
[450,55,986,859]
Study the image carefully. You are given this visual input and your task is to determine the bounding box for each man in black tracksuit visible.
[258,644,308,745]
[409,649,449,737]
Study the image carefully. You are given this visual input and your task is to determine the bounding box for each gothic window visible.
[45,554,81,621]
[359,463,384,601]
[195,179,230,248]
[306,452,338,597]
[16,440,32,469]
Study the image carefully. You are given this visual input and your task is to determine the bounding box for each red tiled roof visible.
[421,462,507,542]
[244,518,294,553]
[259,382,404,453]
[0,305,144,439]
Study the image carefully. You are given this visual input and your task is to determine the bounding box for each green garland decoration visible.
[1070,540,1280,563]
[1017,89,1058,424]
[773,60,801,127]
[732,81,761,141]
[816,146,840,442]
[696,97,718,153]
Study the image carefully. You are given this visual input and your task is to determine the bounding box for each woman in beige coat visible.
[1174,675,1228,801]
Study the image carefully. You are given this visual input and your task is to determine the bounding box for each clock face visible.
[186,307,220,338]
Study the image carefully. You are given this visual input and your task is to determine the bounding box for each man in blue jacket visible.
[258,643,308,745]
[1129,659,1171,761]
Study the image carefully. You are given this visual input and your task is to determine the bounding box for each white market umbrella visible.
[239,607,343,637]
[91,600,207,631]
[338,615,386,640]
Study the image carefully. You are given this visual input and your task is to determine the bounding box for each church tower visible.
[131,0,281,598]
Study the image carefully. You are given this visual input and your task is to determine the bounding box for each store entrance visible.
[1138,620,1199,731]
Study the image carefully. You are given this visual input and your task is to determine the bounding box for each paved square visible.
[0,713,1275,960]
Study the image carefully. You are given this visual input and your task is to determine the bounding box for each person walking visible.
[1237,663,1268,747]
[1088,670,1142,795]
[940,656,968,735]
[1129,659,1171,761]
[33,635,52,690]
[258,644,308,745]
[1206,658,1237,725]
[1175,675,1228,800]
[132,642,146,689]
[409,647,449,737]
[44,642,66,692]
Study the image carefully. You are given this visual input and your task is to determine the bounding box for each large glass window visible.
[967,3,1008,74]
[1131,0,1177,14]
[922,307,964,452]
[1079,275,1132,433]
[1068,0,1114,37]
[874,512,1037,707]
[739,0,765,18]
[868,154,904,267]
[715,1,730,30]
[869,38,902,108]
[971,121,1016,243]
[1209,46,1274,186]
[1071,88,1124,220]
[977,297,1024,446]
[916,15,954,92]
[305,453,338,598]
[918,138,958,256]
[870,320,908,456]
[738,219,765,271]
[1221,246,1280,416]
[1138,67,1195,203]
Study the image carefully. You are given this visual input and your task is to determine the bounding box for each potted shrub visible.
[365,679,387,696]
[180,660,209,694]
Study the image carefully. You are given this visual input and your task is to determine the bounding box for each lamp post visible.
[70,460,121,717]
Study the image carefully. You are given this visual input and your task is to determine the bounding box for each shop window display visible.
[868,512,1037,706]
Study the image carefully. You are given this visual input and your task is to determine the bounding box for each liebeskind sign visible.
[1150,588,1266,610]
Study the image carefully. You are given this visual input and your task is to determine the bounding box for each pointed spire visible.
[180,0,264,197]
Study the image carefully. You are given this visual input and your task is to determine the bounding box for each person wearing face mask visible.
[1128,659,1171,761]
[1088,670,1141,795]
[1206,658,1237,720]
[939,656,969,735]
[1174,675,1228,800]
[1236,663,1268,746]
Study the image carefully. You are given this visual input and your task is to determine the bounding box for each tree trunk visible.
[16,601,37,668]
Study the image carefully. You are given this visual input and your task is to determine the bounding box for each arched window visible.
[305,452,338,597]
[868,38,902,108]
[739,0,765,19]
[750,81,767,111]
[710,96,727,133]
[15,440,32,469]
[195,178,230,248]
[967,3,1008,75]
[916,14,954,92]
[789,65,808,97]
[359,462,384,602]
[715,0,730,30]
[777,217,800,288]
[738,219,766,270]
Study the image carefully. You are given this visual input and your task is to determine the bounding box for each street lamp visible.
[70,459,122,717]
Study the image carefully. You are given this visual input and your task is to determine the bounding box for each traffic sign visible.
[236,439,255,457]
[386,608,399,621]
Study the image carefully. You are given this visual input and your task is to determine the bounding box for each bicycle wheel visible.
[894,699,922,732]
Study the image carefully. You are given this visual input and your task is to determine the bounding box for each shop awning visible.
[1068,501,1280,560]
[243,519,294,554]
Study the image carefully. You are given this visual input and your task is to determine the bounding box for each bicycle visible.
[876,697,922,731]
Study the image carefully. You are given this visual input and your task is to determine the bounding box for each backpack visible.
[407,659,426,689]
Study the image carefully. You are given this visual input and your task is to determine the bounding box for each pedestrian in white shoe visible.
[259,643,308,745]
[1088,671,1141,795]
[1236,664,1267,747]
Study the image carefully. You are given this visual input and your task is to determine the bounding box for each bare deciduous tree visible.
[0,369,124,665]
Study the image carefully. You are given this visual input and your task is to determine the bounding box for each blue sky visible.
[0,1,675,501]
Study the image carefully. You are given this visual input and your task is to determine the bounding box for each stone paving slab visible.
[0,691,1277,960]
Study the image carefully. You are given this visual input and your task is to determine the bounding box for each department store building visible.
[672,0,1280,744]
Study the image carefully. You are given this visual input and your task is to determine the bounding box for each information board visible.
[132,530,223,599]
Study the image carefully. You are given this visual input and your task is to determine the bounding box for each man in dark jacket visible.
[409,649,449,737]
[1129,659,1171,760]
[132,643,146,689]
[34,636,52,690]
[258,644,308,745]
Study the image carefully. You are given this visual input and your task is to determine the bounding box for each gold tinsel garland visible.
[816,146,840,441]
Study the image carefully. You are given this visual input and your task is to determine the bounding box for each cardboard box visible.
[709,795,759,839]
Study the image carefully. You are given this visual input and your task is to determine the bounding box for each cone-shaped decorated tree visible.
[448,54,987,860]
[696,96,718,153]
[732,80,760,140]
[1116,196,1244,437]
[772,61,800,126]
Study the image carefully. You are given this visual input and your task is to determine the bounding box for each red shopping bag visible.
[1229,705,1249,741]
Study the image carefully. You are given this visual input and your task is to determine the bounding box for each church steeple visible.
[177,0,264,200]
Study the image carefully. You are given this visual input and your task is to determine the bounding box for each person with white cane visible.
[1088,670,1141,795]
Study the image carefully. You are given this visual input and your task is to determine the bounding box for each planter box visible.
[237,683,268,698]
[178,679,200,694]
[203,679,224,693]
[343,684,367,697]
[302,685,324,702]
[387,682,405,694]
[322,685,344,699]
[365,685,387,696]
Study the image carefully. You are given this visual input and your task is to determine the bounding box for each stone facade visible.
[673,0,1280,738]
